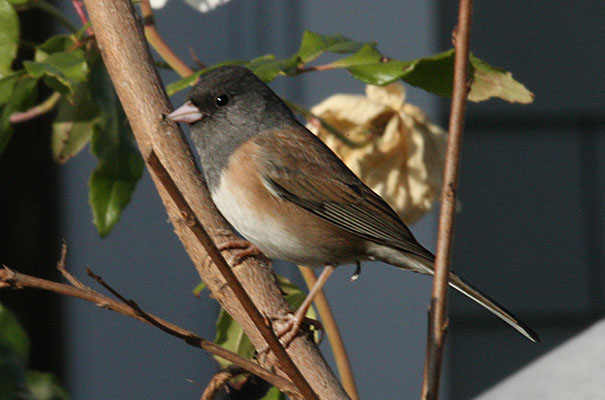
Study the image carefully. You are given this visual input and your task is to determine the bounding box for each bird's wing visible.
[253,126,435,261]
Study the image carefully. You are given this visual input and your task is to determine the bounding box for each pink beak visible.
[166,101,203,124]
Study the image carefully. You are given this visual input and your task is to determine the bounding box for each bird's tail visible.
[371,244,539,342]
[446,271,539,342]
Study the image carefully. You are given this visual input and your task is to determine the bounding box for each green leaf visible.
[0,70,24,106]
[35,34,79,63]
[0,0,18,78]
[214,308,256,368]
[246,55,298,83]
[166,31,532,104]
[295,31,367,64]
[261,386,286,400]
[88,60,143,237]
[213,276,317,368]
[26,371,69,400]
[0,304,29,362]
[468,55,534,103]
[395,49,458,97]
[165,60,246,97]
[0,77,38,155]
[166,70,203,97]
[52,84,98,163]
[24,51,88,95]
[6,0,29,5]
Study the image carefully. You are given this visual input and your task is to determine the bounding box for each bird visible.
[167,65,539,343]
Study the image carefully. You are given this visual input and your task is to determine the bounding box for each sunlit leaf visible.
[295,31,367,64]
[468,55,534,103]
[166,70,203,96]
[165,60,246,96]
[24,51,88,95]
[261,385,286,400]
[246,55,297,82]
[0,0,18,78]
[35,34,79,63]
[88,59,143,237]
[166,31,532,104]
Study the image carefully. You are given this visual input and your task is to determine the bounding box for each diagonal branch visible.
[421,0,474,399]
[81,0,348,398]
[0,265,299,397]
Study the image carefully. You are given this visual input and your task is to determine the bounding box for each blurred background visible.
[1,0,603,398]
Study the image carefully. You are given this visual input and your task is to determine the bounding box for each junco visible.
[168,65,538,343]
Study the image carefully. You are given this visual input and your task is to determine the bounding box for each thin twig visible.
[139,0,194,78]
[200,367,245,400]
[9,92,62,124]
[71,0,93,36]
[421,0,473,399]
[0,265,300,397]
[299,266,359,400]
[56,241,86,289]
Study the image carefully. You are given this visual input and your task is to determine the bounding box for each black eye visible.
[214,94,229,107]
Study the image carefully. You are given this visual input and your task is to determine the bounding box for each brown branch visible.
[200,367,245,400]
[9,92,61,124]
[71,0,93,36]
[145,151,314,397]
[0,265,299,397]
[139,0,194,77]
[421,1,473,399]
[81,0,348,398]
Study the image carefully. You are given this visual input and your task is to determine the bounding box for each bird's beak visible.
[166,101,203,124]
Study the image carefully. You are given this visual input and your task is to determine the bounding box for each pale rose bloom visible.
[306,83,446,225]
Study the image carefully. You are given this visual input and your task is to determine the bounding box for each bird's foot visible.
[272,310,323,347]
[217,239,263,267]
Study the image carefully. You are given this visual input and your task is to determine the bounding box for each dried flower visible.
[306,83,446,224]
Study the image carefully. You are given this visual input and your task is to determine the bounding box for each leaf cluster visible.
[0,2,533,398]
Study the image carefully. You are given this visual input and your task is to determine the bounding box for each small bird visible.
[168,65,539,343]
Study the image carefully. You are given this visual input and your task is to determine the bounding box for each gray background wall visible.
[49,1,605,399]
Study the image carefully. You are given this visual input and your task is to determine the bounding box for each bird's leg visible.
[216,238,263,267]
[275,265,336,345]
[350,261,361,282]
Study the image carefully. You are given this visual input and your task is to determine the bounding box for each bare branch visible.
[421,0,474,399]
[0,265,300,397]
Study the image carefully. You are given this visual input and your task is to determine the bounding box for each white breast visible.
[211,173,318,265]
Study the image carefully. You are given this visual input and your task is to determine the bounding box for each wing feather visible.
[254,128,434,261]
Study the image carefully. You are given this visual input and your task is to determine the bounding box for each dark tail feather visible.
[447,271,539,342]
[380,248,540,342]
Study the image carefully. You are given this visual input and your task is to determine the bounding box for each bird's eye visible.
[214,94,229,107]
